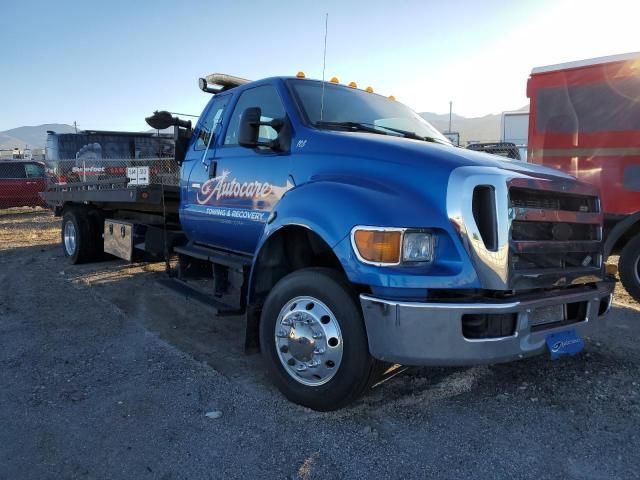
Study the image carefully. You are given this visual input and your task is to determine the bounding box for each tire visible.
[259,267,381,411]
[61,209,98,264]
[619,234,640,302]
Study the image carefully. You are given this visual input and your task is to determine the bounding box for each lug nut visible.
[313,347,326,355]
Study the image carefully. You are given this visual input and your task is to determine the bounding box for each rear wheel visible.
[619,234,640,302]
[259,267,382,411]
[61,209,99,264]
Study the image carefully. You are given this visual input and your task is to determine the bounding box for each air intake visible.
[472,185,498,251]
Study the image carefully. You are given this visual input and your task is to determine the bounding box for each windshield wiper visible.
[371,124,450,144]
[315,121,390,137]
[315,121,445,144]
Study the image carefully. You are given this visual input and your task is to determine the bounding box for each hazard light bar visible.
[198,73,251,94]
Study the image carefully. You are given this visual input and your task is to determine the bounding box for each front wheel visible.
[259,267,381,411]
[619,234,640,302]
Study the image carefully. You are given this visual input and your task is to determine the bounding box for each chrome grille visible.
[509,188,598,212]
[447,166,606,291]
[511,221,599,242]
[508,186,603,289]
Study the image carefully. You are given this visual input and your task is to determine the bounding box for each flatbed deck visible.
[43,177,180,216]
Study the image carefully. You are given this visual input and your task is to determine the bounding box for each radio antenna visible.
[320,13,329,121]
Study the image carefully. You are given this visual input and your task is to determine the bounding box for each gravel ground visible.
[1,209,639,480]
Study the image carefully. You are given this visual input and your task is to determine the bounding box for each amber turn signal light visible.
[353,229,401,264]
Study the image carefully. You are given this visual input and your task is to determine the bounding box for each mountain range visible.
[1,107,528,150]
[420,104,529,144]
[420,112,501,144]
[0,124,76,150]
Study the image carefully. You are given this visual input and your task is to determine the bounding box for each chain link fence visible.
[0,154,178,252]
[44,155,180,186]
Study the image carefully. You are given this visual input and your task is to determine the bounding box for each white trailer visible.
[500,110,529,161]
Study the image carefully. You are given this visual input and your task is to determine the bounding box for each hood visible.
[313,130,575,181]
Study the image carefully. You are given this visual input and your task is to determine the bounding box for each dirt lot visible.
[1,209,639,480]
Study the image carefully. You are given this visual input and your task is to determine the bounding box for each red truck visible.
[0,161,48,208]
[527,52,640,300]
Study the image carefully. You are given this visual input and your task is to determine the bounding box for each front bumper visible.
[360,280,615,366]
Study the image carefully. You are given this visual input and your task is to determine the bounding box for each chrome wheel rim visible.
[275,296,343,387]
[64,220,77,256]
[634,254,640,286]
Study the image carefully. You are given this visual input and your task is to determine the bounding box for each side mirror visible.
[238,107,287,150]
[238,107,262,148]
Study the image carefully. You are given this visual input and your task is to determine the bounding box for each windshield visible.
[288,79,451,145]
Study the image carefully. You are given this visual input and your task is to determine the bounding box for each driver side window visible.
[194,97,227,151]
[224,85,285,145]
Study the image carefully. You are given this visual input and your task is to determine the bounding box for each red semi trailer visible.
[527,52,640,300]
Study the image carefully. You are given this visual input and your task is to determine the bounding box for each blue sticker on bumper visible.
[546,329,584,360]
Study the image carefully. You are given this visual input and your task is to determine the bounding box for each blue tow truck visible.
[44,73,615,410]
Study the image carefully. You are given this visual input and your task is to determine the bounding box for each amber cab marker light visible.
[296,71,306,78]
[330,76,340,83]
[353,230,402,264]
[388,95,396,100]
[348,81,358,88]
[365,86,374,93]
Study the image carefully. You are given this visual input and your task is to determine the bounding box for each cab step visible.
[157,278,245,315]
[173,243,253,269]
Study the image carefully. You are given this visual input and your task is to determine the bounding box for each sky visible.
[0,0,638,133]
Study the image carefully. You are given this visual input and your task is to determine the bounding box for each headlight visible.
[352,228,402,264]
[351,227,434,265]
[402,232,434,262]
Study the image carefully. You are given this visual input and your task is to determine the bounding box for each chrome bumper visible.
[360,281,615,366]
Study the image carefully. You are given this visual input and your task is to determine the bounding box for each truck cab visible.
[174,73,613,409]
